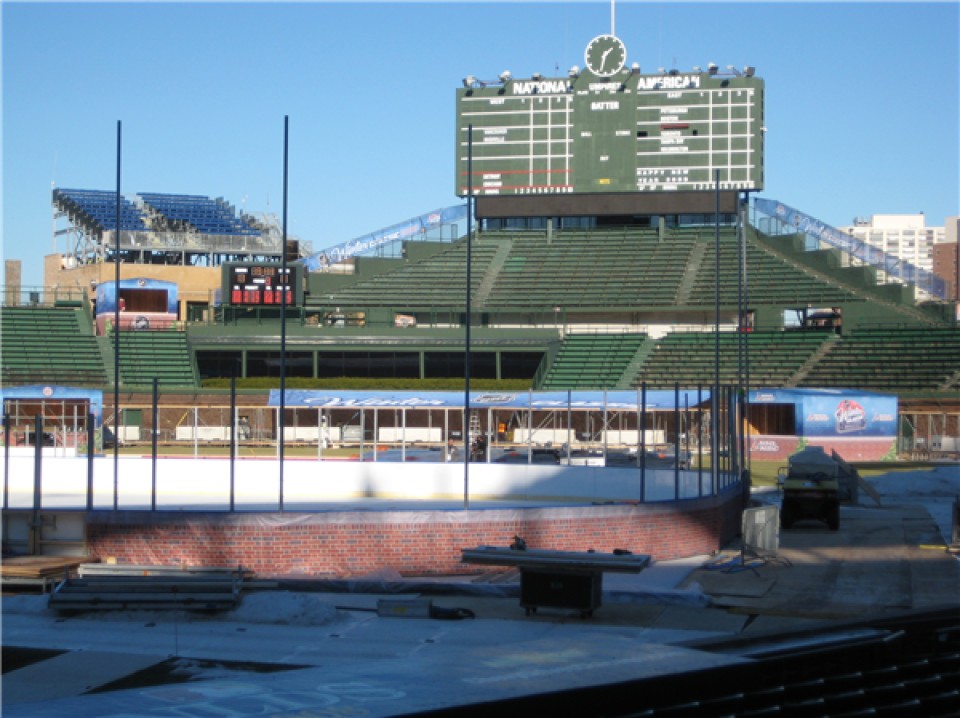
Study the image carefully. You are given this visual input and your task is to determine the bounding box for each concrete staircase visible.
[474,238,514,307]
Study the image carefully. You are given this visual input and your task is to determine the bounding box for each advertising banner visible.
[749,388,897,438]
[272,389,710,411]
[754,198,946,300]
[304,205,468,270]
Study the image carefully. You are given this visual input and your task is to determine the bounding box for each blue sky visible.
[3,1,957,288]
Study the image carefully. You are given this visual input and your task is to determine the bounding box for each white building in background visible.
[839,214,947,295]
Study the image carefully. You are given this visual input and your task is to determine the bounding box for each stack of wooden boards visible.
[0,556,88,592]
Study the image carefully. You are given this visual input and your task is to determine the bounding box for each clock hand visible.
[600,46,614,70]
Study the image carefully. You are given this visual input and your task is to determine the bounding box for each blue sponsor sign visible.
[749,388,897,437]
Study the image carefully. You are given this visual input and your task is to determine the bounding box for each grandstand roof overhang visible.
[476,191,740,219]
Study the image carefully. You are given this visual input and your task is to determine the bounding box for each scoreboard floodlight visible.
[223,262,303,307]
[456,35,764,196]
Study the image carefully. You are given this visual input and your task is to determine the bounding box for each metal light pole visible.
[151,377,158,511]
[463,124,474,510]
[113,120,122,510]
[712,169,720,494]
[739,193,751,478]
[3,413,10,509]
[279,115,289,511]
[230,374,236,512]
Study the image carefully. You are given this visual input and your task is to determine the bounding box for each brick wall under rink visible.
[85,490,744,577]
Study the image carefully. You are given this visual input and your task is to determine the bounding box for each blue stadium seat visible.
[53,188,148,231]
[138,192,258,236]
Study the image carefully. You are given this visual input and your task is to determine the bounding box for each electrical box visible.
[520,569,602,617]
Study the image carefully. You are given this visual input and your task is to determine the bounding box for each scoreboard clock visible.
[585,35,626,77]
[456,35,764,196]
[224,262,302,307]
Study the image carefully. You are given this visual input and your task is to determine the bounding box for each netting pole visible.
[3,413,10,510]
[113,120,122,511]
[151,377,158,511]
[463,124,473,510]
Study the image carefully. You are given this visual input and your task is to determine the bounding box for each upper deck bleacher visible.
[53,188,148,232]
[138,193,260,236]
[314,239,502,309]
[53,187,262,239]
[484,228,693,309]
[686,227,859,307]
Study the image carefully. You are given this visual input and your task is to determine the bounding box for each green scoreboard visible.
[456,35,764,197]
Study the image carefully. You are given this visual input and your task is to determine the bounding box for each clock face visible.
[585,34,627,77]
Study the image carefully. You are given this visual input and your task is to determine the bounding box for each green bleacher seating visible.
[317,239,501,308]
[112,332,198,388]
[797,326,960,391]
[0,306,108,387]
[540,333,648,389]
[310,225,899,316]
[687,228,859,307]
[484,228,690,309]
[631,330,830,389]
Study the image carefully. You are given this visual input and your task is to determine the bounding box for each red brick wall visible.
[85,490,744,577]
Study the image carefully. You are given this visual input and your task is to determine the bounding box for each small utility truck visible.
[777,446,843,531]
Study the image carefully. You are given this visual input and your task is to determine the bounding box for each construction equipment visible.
[461,545,650,618]
[777,446,841,531]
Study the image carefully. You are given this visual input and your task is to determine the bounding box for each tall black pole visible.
[113,120,122,511]
[3,413,10,509]
[740,194,751,479]
[640,382,647,495]
[735,192,744,483]
[697,384,703,492]
[230,374,236,512]
[713,169,720,494]
[32,414,43,554]
[151,377,158,511]
[463,124,473,510]
[279,115,289,512]
[86,412,94,511]
[673,382,680,500]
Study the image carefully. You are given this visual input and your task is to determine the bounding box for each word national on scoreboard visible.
[456,34,764,197]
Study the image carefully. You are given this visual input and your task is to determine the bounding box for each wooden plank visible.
[462,546,651,573]
[78,563,254,579]
[1,556,87,578]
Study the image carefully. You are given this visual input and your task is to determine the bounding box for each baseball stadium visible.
[3,33,959,563]
[2,26,959,718]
